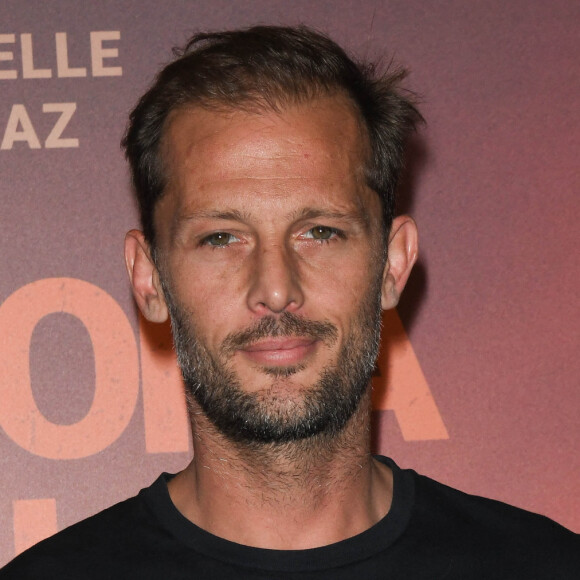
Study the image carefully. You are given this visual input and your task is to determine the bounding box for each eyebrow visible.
[172,209,250,237]
[171,205,371,240]
[290,206,371,228]
[178,206,367,223]
[177,209,250,223]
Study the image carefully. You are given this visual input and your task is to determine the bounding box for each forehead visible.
[156,95,378,235]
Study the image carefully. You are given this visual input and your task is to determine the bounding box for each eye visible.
[201,232,237,247]
[304,226,340,241]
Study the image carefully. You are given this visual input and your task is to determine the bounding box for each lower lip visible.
[240,341,317,366]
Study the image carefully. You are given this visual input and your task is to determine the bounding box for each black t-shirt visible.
[2,456,578,578]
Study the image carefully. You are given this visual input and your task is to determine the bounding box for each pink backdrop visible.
[1,0,578,565]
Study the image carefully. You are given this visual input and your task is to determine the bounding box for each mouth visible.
[239,337,319,366]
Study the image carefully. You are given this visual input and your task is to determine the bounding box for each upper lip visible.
[241,337,316,352]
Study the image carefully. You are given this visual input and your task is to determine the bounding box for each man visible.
[2,25,578,579]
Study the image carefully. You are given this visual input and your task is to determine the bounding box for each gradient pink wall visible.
[1,0,578,565]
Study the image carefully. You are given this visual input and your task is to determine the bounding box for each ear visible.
[124,230,169,323]
[381,216,418,310]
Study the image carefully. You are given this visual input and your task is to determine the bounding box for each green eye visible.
[204,232,234,246]
[310,226,335,240]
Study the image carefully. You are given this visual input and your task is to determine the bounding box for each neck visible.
[168,389,393,549]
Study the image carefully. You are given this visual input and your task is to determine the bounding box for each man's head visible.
[123,26,420,446]
[122,25,421,251]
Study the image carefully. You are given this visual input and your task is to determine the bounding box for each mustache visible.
[221,312,338,355]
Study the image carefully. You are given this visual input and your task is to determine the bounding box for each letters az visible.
[1,103,78,149]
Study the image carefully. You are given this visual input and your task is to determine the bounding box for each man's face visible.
[153,95,388,444]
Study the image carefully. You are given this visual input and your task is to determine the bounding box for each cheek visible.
[301,260,378,326]
[165,239,382,337]
[168,258,250,341]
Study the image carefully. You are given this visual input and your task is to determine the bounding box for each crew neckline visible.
[140,456,414,572]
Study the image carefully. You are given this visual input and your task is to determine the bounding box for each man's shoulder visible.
[412,466,574,535]
[0,478,160,579]
[401,462,580,575]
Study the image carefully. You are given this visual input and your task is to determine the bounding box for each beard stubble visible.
[162,274,383,446]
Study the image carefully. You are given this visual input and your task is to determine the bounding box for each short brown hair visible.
[122,25,422,248]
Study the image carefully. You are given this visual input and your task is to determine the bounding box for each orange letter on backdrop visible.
[0,278,139,459]
[13,499,57,556]
[372,309,448,440]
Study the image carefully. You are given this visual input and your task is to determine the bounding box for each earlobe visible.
[381,216,418,310]
[124,230,169,323]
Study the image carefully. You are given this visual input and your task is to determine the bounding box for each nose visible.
[246,242,304,315]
